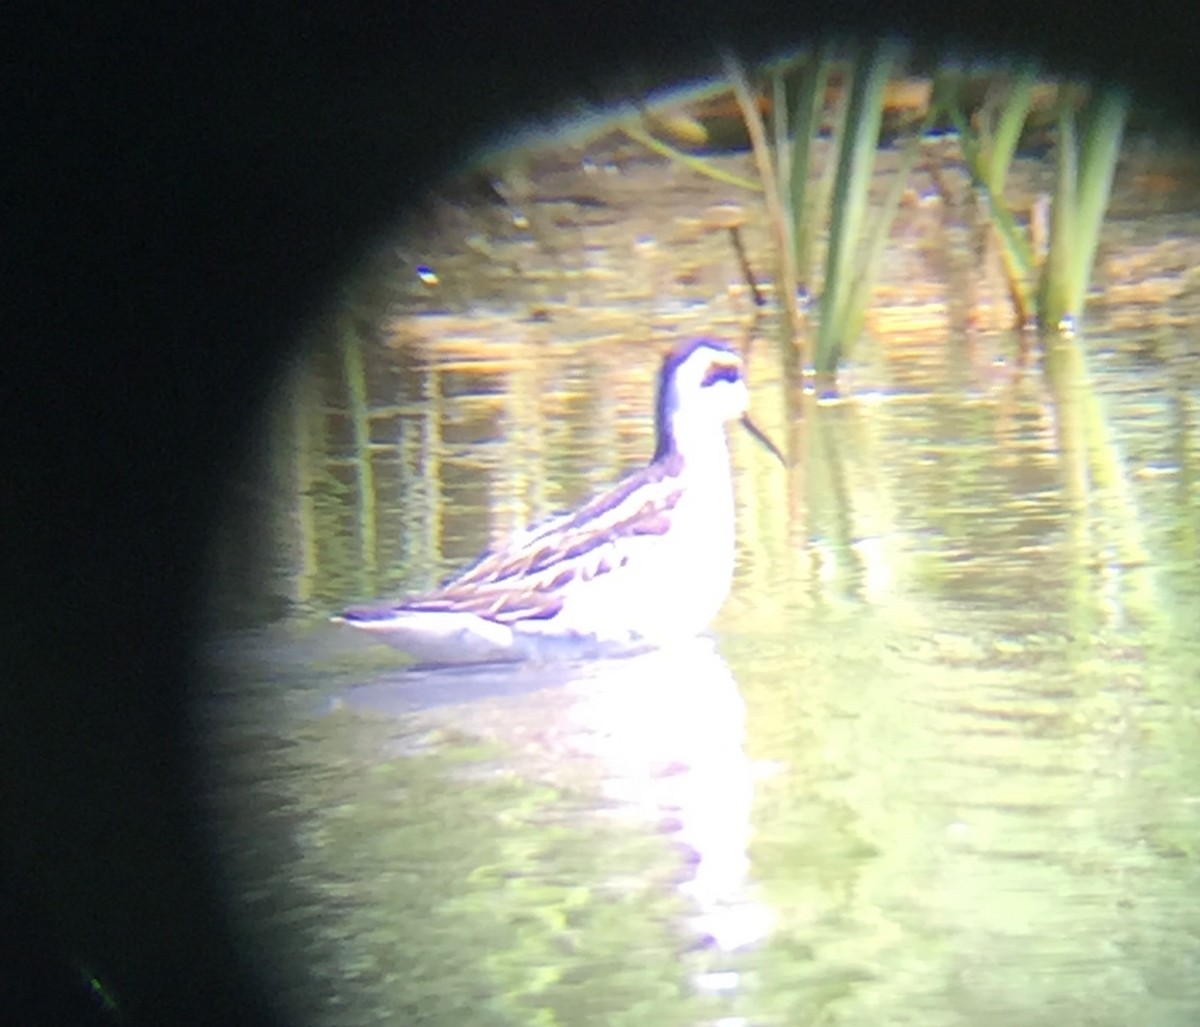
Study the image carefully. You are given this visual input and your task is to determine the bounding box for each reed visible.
[725,54,804,372]
[1040,85,1130,328]
[785,45,834,292]
[949,71,1128,330]
[727,45,933,381]
[839,74,949,360]
[814,44,895,374]
[945,66,1040,324]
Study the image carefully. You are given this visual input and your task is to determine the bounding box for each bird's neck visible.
[665,424,735,492]
[656,412,734,467]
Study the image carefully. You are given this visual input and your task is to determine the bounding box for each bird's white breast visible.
[532,441,738,647]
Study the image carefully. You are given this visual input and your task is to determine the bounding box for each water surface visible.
[203,129,1200,1026]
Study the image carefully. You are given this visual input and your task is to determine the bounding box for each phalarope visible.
[335,338,783,665]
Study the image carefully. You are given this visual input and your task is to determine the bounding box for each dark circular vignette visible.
[4,3,1199,1025]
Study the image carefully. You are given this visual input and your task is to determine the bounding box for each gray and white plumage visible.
[334,338,778,665]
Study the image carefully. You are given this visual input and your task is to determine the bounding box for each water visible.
[201,131,1200,1026]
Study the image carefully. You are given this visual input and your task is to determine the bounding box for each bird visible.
[333,337,783,666]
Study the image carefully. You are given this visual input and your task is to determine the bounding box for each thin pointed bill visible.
[740,413,786,466]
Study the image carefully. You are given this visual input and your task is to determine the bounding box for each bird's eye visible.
[701,362,741,388]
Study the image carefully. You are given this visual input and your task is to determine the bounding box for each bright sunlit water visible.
[201,115,1200,1027]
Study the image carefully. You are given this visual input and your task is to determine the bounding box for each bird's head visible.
[653,338,783,465]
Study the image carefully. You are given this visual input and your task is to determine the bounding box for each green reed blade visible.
[1040,88,1080,328]
[725,53,804,369]
[1065,86,1129,320]
[841,79,947,350]
[985,62,1038,198]
[944,86,1037,321]
[788,46,833,291]
[815,42,894,374]
[772,63,792,230]
[803,60,853,297]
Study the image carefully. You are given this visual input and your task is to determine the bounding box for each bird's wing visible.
[399,457,684,624]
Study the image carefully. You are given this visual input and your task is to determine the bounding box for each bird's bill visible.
[740,413,786,465]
